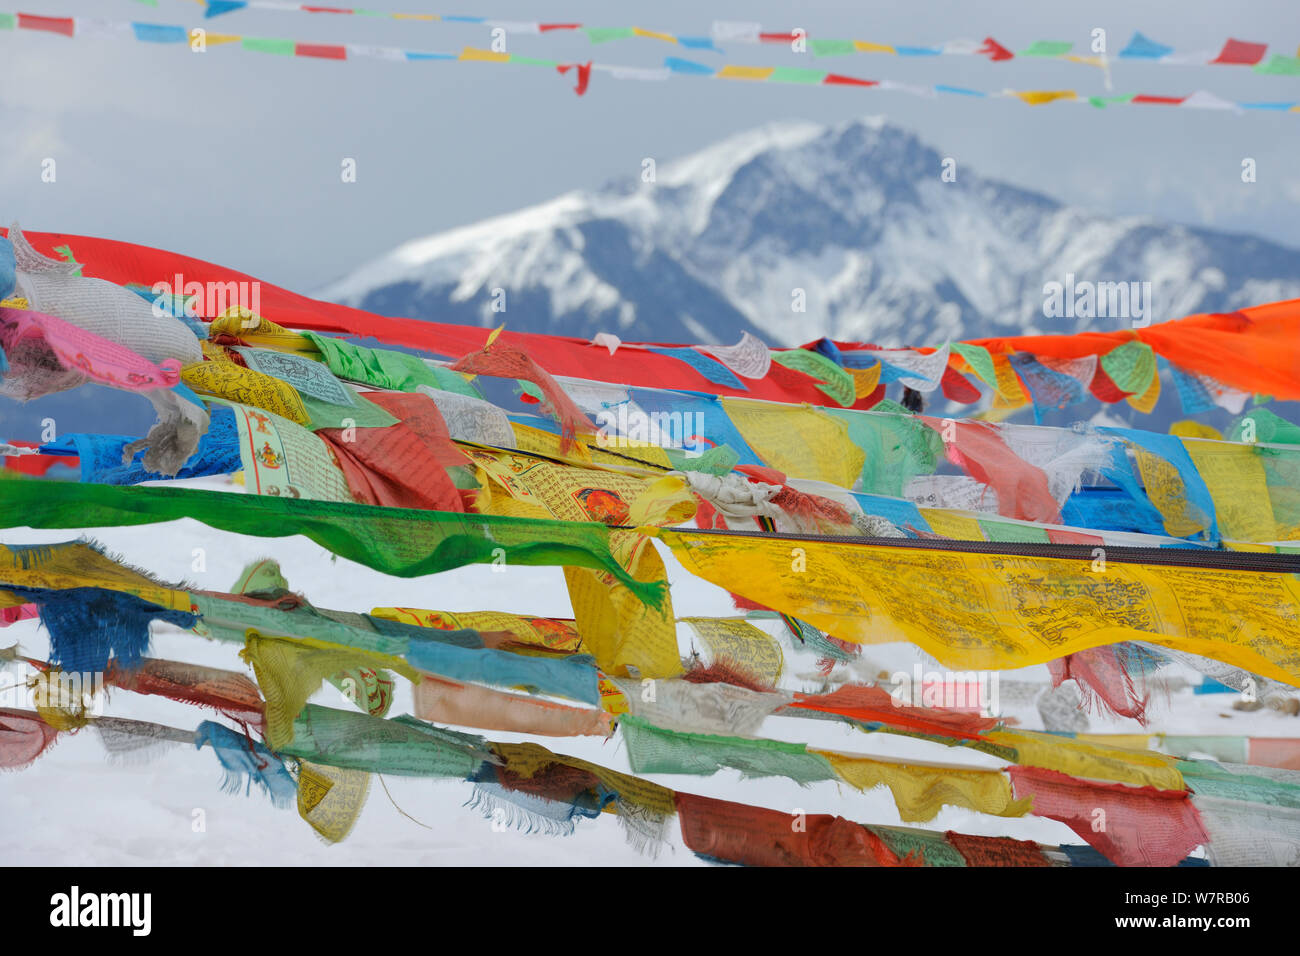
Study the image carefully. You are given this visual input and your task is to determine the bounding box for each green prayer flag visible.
[1099,341,1157,395]
[1018,40,1073,57]
[1255,55,1300,76]
[769,67,829,84]
[0,481,665,606]
[1088,94,1136,109]
[281,705,490,778]
[242,37,296,56]
[301,393,400,431]
[810,38,857,57]
[827,408,944,497]
[620,715,837,784]
[585,27,635,43]
[1177,760,1300,809]
[665,444,740,476]
[771,350,856,407]
[950,342,997,387]
[304,331,479,397]
[979,519,1051,544]
[1231,408,1300,445]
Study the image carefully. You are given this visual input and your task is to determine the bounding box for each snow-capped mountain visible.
[320,117,1300,348]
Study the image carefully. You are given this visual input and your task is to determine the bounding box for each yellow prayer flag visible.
[989,729,1183,790]
[818,751,1029,822]
[681,617,784,686]
[633,27,676,43]
[1132,447,1209,538]
[1076,734,1156,752]
[1126,367,1161,413]
[973,404,1022,423]
[243,633,414,750]
[1015,90,1077,106]
[511,422,594,464]
[0,541,190,612]
[182,361,310,426]
[297,761,371,843]
[650,527,1300,686]
[721,398,865,488]
[850,362,882,399]
[919,508,985,541]
[566,530,682,680]
[990,353,1030,408]
[598,675,631,715]
[1170,421,1223,441]
[1183,438,1277,542]
[460,47,511,62]
[718,65,776,80]
[464,446,694,527]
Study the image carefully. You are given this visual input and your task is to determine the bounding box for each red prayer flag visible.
[1088,363,1130,402]
[556,61,592,96]
[2,441,77,477]
[1211,38,1268,65]
[946,831,1053,866]
[1132,94,1186,105]
[940,365,982,403]
[824,73,879,87]
[979,37,1015,61]
[675,791,907,866]
[17,13,75,37]
[1007,767,1207,867]
[295,43,348,60]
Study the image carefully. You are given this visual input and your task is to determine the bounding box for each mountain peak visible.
[320,118,1300,350]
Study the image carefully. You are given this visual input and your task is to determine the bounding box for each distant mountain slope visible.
[320,117,1300,348]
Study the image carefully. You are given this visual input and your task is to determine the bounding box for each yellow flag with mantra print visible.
[0,541,190,612]
[565,530,682,680]
[919,508,984,541]
[1183,439,1278,543]
[182,359,310,425]
[680,617,784,686]
[720,398,864,488]
[649,529,1300,686]
[465,446,694,527]
[297,761,371,844]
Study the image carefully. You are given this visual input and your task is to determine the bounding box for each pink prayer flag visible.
[0,307,181,391]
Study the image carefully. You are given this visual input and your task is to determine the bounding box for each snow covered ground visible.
[1,475,1293,866]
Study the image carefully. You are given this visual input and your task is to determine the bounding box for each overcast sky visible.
[4,0,1298,293]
